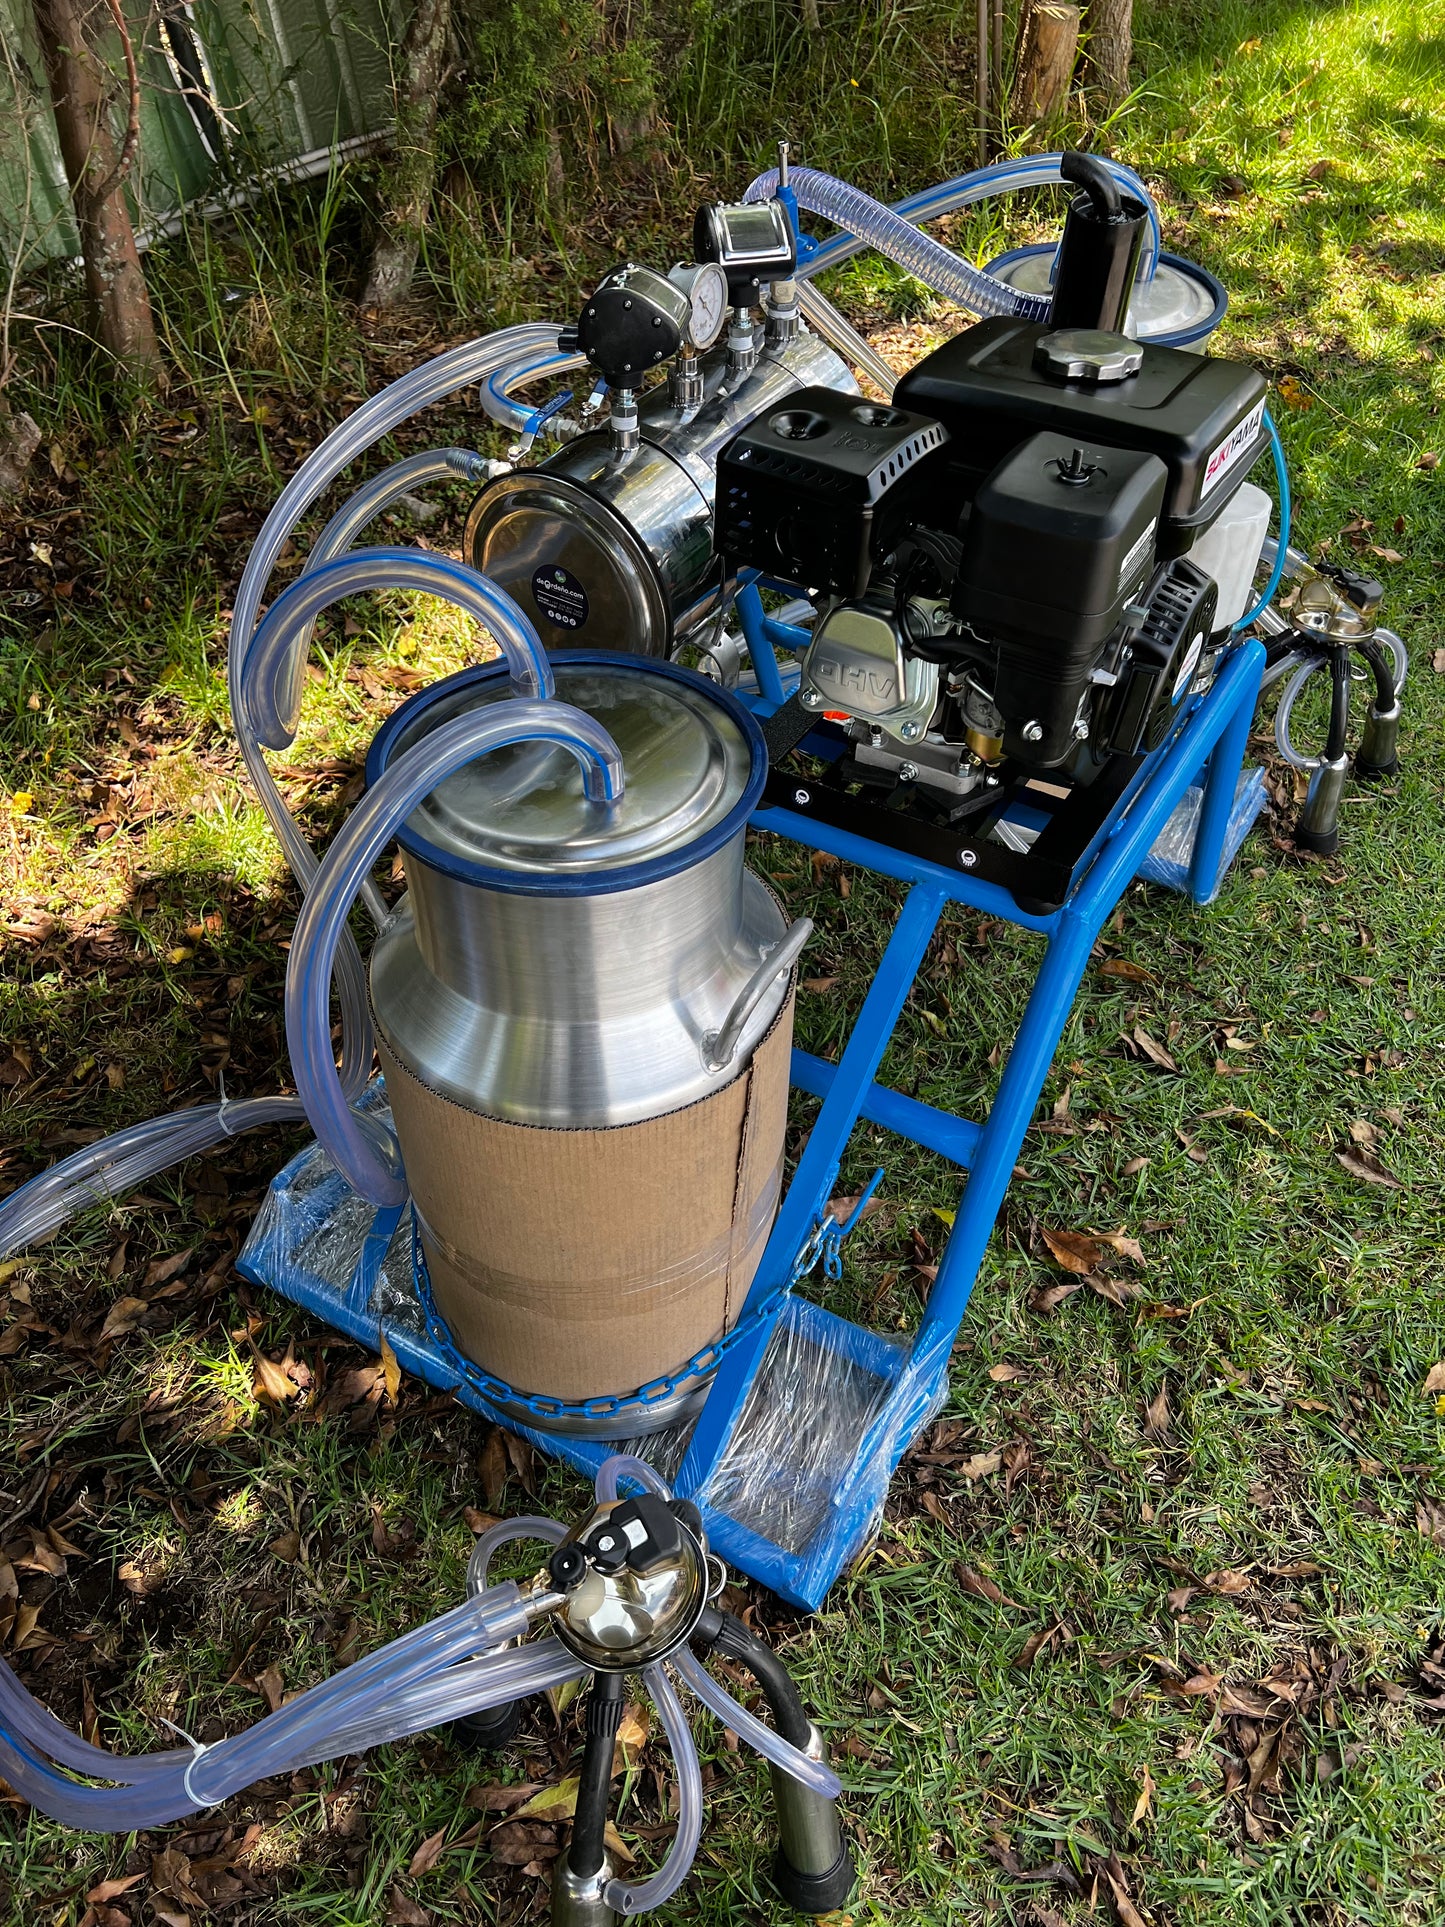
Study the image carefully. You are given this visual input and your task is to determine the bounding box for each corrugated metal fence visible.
[0,0,403,267]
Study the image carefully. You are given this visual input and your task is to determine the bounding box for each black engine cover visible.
[715,387,950,596]
[956,431,1168,766]
[895,317,1268,548]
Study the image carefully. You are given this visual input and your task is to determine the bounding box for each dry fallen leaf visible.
[1417,1498,1445,1548]
[1349,1117,1379,1147]
[99,1295,149,1340]
[1096,1231,1146,1265]
[603,1821,635,1866]
[1090,1273,1145,1307]
[407,1827,448,1878]
[380,1332,402,1406]
[463,1507,502,1534]
[1144,1384,1171,1440]
[385,1888,431,1927]
[1423,1363,1445,1396]
[1099,957,1156,983]
[1029,1279,1085,1315]
[251,1347,299,1404]
[254,1664,285,1714]
[1013,1620,1064,1671]
[512,1776,581,1822]
[1131,1761,1155,1827]
[1336,1147,1403,1190]
[953,1562,1019,1609]
[269,1529,301,1564]
[1042,1228,1105,1274]
[959,1451,1002,1482]
[464,1781,543,1814]
[613,1703,650,1775]
[1131,1025,1180,1072]
[1204,1567,1252,1595]
[478,1429,508,1512]
[1104,1862,1148,1927]
[987,1362,1025,1382]
[86,1873,148,1904]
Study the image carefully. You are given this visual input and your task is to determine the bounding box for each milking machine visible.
[0,144,1408,1891]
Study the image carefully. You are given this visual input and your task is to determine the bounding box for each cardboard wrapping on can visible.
[377,988,794,1401]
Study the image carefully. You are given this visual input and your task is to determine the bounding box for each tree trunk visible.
[1010,2,1080,126]
[362,0,451,309]
[33,0,162,382]
[1083,0,1132,103]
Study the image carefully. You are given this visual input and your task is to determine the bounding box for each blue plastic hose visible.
[1234,409,1290,633]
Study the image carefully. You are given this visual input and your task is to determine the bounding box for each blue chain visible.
[405,1175,881,1427]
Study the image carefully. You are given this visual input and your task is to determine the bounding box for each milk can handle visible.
[701,918,812,1075]
[286,702,626,1208]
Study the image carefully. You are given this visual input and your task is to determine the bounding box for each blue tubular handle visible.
[239,549,558,751]
[1234,410,1290,633]
[285,701,626,1207]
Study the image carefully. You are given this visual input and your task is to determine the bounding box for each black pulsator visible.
[1047,151,1151,333]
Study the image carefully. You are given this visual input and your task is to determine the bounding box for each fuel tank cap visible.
[1034,327,1144,383]
[367,654,764,888]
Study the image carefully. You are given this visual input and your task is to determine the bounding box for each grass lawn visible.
[2,0,1445,1922]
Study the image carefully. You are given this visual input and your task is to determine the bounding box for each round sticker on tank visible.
[532,564,589,631]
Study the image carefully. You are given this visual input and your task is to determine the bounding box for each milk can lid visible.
[986,245,1227,348]
[366,653,766,894]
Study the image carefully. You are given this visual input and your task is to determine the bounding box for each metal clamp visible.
[700,918,812,1074]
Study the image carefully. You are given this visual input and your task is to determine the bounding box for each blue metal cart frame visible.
[241,605,1267,1611]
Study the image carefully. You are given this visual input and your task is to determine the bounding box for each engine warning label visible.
[1202,397,1265,498]
[532,564,589,630]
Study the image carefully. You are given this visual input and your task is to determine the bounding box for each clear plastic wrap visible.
[1138,765,1267,894]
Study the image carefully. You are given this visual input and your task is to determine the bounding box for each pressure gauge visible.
[692,198,797,306]
[667,260,729,352]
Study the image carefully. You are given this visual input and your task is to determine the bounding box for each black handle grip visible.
[1060,151,1124,220]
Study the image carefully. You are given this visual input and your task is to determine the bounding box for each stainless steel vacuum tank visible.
[365,654,807,1429]
[463,329,857,656]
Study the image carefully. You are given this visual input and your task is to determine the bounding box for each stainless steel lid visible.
[988,247,1225,346]
[368,655,763,884]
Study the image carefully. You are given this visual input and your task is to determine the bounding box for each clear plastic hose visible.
[480,349,587,439]
[1274,653,1332,770]
[753,154,1162,288]
[0,1094,305,1264]
[796,282,900,396]
[595,1454,674,1503]
[467,1516,568,1595]
[0,1582,545,1831]
[1233,412,1289,633]
[260,448,498,755]
[0,331,555,1280]
[670,1646,841,1800]
[750,165,1050,319]
[286,700,625,1206]
[604,1662,705,1915]
[239,548,555,754]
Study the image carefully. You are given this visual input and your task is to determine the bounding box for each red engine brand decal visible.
[1203,398,1266,497]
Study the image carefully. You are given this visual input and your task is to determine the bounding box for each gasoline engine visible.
[456,153,1292,905]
